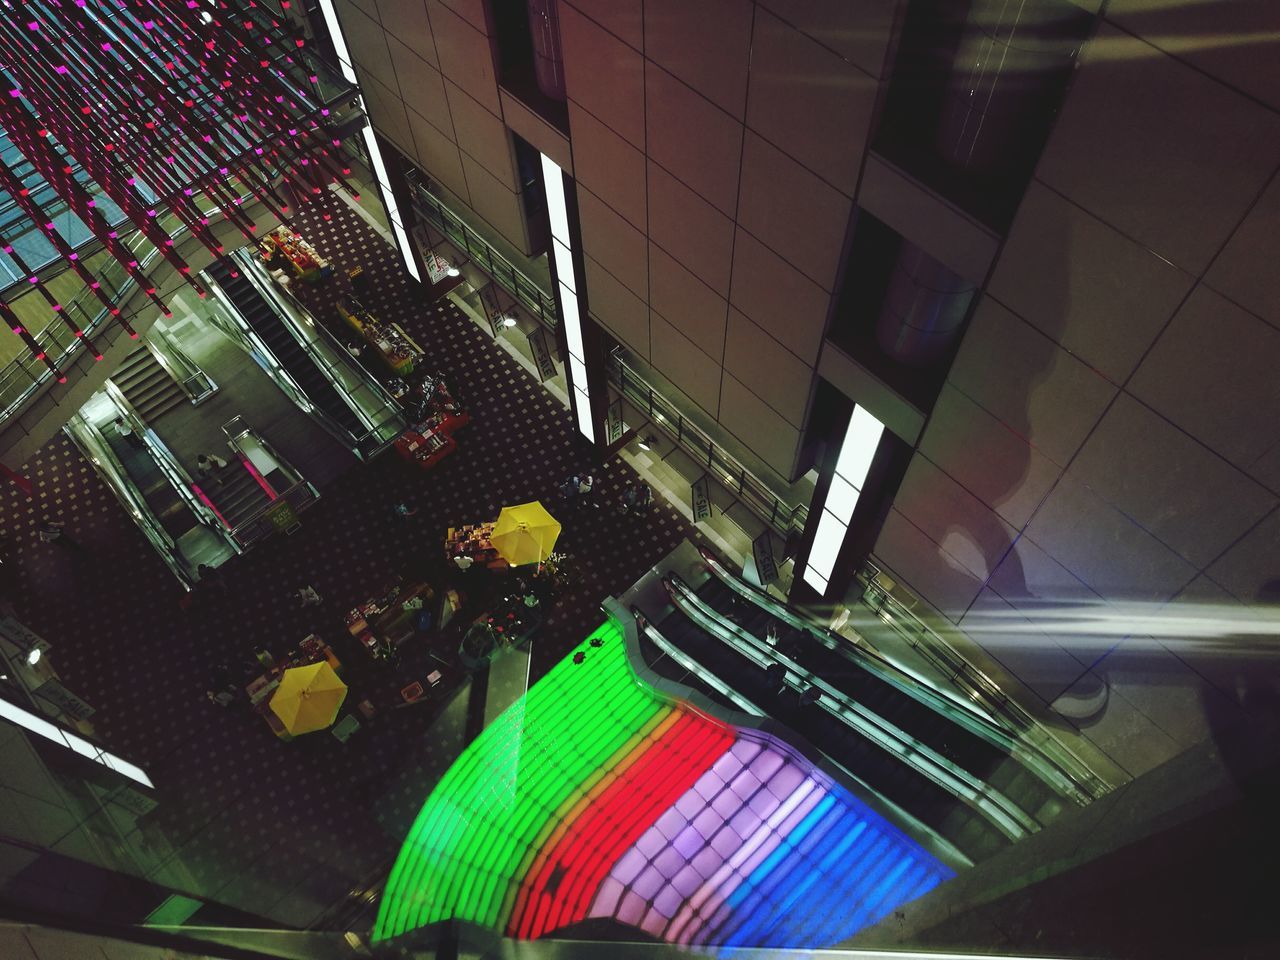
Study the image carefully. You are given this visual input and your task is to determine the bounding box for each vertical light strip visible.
[541,152,594,443]
[802,405,886,594]
[0,698,154,789]
[316,0,421,282]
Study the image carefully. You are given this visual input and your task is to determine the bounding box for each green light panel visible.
[375,620,662,938]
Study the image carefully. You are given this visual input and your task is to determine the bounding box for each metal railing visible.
[407,176,559,328]
[857,559,1112,800]
[608,349,810,536]
[143,325,218,405]
[668,572,1038,844]
[0,198,235,428]
[227,478,320,548]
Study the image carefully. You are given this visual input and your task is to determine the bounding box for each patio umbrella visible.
[491,501,561,566]
[268,661,347,735]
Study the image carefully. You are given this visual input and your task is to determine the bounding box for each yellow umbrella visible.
[268,662,347,735]
[491,500,561,566]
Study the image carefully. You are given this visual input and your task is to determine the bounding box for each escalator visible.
[204,260,365,439]
[647,597,1012,864]
[693,575,1064,824]
[637,554,1083,865]
[200,460,273,530]
[101,432,198,540]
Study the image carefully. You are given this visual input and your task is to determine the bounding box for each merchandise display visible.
[345,580,439,660]
[444,521,509,571]
[337,296,424,375]
[394,371,471,471]
[261,226,332,282]
[244,635,341,740]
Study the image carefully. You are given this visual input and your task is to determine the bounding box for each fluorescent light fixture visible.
[574,387,595,443]
[360,124,421,283]
[316,0,358,83]
[824,474,859,524]
[542,151,593,444]
[0,697,154,789]
[320,0,421,283]
[541,154,569,243]
[836,405,884,490]
[804,568,829,594]
[560,282,583,359]
[801,404,886,595]
[805,508,846,583]
[552,238,575,292]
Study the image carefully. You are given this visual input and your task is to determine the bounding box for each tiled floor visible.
[0,187,709,929]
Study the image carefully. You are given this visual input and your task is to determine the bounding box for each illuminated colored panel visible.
[374,619,954,949]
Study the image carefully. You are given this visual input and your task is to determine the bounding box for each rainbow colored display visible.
[375,620,952,949]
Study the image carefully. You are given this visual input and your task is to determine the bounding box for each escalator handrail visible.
[666,574,1038,843]
[698,546,1095,807]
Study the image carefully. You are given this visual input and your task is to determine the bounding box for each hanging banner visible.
[606,398,625,445]
[752,531,780,585]
[527,328,558,382]
[478,283,506,338]
[424,250,451,285]
[33,679,96,722]
[691,474,713,524]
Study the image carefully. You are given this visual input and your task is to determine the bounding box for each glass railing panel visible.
[62,412,193,586]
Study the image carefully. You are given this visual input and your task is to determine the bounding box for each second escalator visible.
[206,261,365,440]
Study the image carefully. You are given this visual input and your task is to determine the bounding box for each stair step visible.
[124,377,180,409]
[139,392,187,422]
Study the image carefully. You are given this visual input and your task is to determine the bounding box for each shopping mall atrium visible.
[1,1,1278,959]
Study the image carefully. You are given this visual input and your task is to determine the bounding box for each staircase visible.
[111,344,187,421]
[205,261,365,438]
[204,460,274,530]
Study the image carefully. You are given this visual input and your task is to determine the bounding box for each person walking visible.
[453,552,475,574]
[294,584,323,608]
[39,520,81,550]
[620,480,637,515]
[196,453,228,487]
[634,481,654,516]
[577,472,597,509]
[113,417,143,448]
[560,474,579,506]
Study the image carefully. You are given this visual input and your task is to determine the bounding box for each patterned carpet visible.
[0,187,709,929]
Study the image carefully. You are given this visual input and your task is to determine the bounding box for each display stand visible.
[336,297,424,375]
[344,581,438,659]
[261,226,332,282]
[244,635,341,739]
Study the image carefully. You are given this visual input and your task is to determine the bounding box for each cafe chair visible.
[331,714,361,743]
